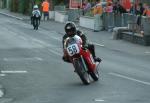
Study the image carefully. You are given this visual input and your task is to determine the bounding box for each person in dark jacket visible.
[113,1,127,14]
[135,3,144,26]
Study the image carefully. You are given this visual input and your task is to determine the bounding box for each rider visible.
[31,5,41,29]
[62,22,101,63]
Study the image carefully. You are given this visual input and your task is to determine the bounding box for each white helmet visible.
[33,5,38,9]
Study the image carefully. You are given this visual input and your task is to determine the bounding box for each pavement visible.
[0,9,29,20]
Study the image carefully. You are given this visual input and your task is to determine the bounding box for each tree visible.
[10,0,19,12]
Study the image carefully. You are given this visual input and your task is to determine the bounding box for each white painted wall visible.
[54,11,68,23]
[79,16,94,30]
[49,11,55,19]
[41,11,55,20]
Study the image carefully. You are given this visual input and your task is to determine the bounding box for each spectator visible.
[135,3,144,26]
[113,2,118,14]
[135,3,145,33]
[83,0,91,15]
[92,0,103,32]
[104,1,113,31]
[135,3,144,16]
[129,2,136,15]
[104,1,113,13]
[106,0,112,2]
[91,0,96,8]
[41,0,50,21]
[113,1,127,14]
[82,1,86,15]
[113,1,126,27]
[143,4,150,17]
[118,4,127,14]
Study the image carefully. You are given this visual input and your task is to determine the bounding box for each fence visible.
[103,13,136,30]
[102,12,150,35]
[142,16,150,36]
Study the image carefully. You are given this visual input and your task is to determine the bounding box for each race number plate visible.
[67,44,80,56]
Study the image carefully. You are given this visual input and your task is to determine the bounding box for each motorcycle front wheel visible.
[73,58,90,85]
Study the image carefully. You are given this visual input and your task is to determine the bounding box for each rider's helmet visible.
[33,5,38,9]
[65,22,76,37]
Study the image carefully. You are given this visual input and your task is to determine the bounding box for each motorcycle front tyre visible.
[73,58,90,85]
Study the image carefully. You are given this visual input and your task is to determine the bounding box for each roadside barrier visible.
[142,16,150,36]
[103,12,114,31]
[102,13,137,31]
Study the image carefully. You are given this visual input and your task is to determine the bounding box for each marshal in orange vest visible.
[42,0,50,12]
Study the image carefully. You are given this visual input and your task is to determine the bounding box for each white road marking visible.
[145,51,150,54]
[1,70,28,74]
[109,72,150,86]
[48,49,61,56]
[51,36,61,41]
[94,99,105,102]
[92,42,104,47]
[0,74,6,76]
[0,90,4,98]
[18,35,27,41]
[32,38,49,46]
[34,57,43,61]
[3,57,43,61]
[0,98,13,103]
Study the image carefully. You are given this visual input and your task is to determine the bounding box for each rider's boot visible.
[94,57,102,63]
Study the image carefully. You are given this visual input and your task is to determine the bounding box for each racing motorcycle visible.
[64,35,100,85]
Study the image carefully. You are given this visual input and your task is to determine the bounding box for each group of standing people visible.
[129,2,150,29]
[82,0,116,32]
[82,0,150,32]
[129,2,150,17]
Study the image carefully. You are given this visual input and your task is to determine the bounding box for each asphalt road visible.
[0,14,150,103]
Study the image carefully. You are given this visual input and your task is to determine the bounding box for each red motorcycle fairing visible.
[79,49,96,72]
[64,36,96,72]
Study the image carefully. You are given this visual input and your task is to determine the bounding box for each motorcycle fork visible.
[80,56,88,72]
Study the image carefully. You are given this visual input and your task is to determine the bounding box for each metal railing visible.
[102,12,150,35]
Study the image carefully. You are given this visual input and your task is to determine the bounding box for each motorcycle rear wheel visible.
[90,67,99,81]
[33,19,39,30]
